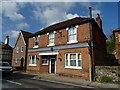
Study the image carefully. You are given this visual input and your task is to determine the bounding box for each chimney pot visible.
[4,36,9,45]
[96,13,102,30]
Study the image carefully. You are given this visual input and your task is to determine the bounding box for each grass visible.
[100,76,113,83]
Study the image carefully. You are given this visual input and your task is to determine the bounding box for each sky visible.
[1,1,119,47]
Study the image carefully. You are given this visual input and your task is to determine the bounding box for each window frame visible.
[21,46,24,52]
[16,47,19,53]
[15,58,18,64]
[29,55,37,66]
[118,33,120,42]
[42,56,48,65]
[34,36,39,47]
[47,32,55,46]
[65,53,82,69]
[67,26,78,44]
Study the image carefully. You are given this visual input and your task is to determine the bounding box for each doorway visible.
[50,58,55,73]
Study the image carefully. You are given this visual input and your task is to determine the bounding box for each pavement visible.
[16,71,119,89]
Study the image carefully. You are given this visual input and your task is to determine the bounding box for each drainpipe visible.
[88,7,94,82]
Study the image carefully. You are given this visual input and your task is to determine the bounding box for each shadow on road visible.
[2,71,37,80]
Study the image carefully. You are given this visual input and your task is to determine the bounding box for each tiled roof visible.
[20,30,32,44]
[0,44,12,50]
[113,28,120,32]
[30,17,91,37]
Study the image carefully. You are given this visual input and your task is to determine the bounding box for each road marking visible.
[6,80,22,85]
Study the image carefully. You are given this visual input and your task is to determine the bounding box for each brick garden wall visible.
[95,66,120,83]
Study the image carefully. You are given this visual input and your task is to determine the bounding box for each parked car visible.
[0,61,13,75]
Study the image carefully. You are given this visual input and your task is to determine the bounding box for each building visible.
[26,14,107,81]
[12,30,32,71]
[0,36,13,65]
[113,28,120,64]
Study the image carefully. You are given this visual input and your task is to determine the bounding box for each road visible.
[1,72,118,90]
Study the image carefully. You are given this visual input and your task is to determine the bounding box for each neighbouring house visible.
[26,13,107,81]
[0,36,13,65]
[113,28,120,64]
[12,30,32,71]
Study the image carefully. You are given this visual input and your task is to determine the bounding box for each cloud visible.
[4,30,19,38]
[32,2,79,26]
[2,2,24,21]
[66,13,79,19]
[16,22,30,29]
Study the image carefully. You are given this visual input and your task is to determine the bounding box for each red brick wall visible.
[28,23,90,49]
[39,56,49,73]
[26,52,40,73]
[28,38,34,49]
[56,47,90,80]
[92,23,107,65]
[39,34,48,48]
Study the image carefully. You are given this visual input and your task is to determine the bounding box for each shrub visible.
[100,76,113,83]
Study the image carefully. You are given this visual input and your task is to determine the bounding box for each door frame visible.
[49,57,56,74]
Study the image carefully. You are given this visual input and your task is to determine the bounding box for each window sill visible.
[33,45,38,48]
[29,64,37,66]
[47,43,55,47]
[67,40,78,44]
[42,64,48,65]
[65,66,82,69]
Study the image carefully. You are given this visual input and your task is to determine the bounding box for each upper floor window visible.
[34,36,39,46]
[65,53,82,69]
[67,26,78,44]
[15,58,18,64]
[16,47,19,53]
[47,32,55,46]
[21,46,24,52]
[118,34,120,42]
[29,55,36,66]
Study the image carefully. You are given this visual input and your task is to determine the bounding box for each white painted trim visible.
[28,64,37,66]
[54,31,56,34]
[47,43,55,47]
[66,27,69,30]
[33,45,38,48]
[55,59,56,74]
[47,33,49,35]
[64,53,82,69]
[21,31,26,45]
[75,25,79,28]
[49,60,51,73]
[49,58,56,74]
[39,51,58,56]
[65,66,82,69]
[67,40,78,44]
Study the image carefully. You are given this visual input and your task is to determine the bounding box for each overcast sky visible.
[1,1,119,47]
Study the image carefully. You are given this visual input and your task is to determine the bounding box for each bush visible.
[100,76,113,83]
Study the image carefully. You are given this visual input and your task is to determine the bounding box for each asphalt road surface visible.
[1,72,118,90]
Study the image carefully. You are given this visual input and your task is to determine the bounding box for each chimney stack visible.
[4,36,9,45]
[96,13,102,30]
[89,7,92,18]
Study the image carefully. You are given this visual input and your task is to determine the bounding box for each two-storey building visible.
[27,14,107,80]
[113,28,120,64]
[12,30,32,71]
[0,36,13,65]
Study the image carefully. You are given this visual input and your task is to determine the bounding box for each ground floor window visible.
[42,56,48,65]
[65,53,82,69]
[29,55,36,66]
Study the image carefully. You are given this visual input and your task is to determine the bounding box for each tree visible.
[106,37,115,54]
